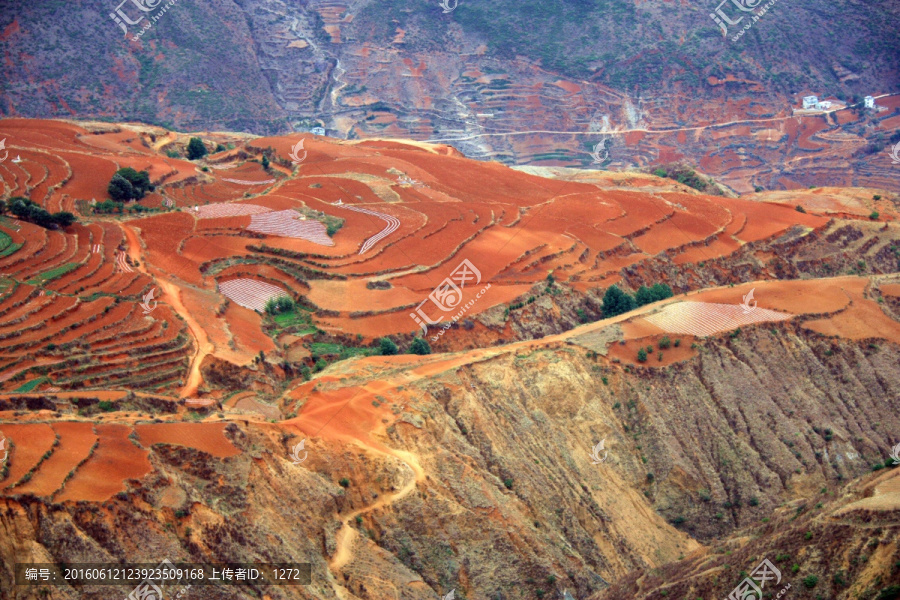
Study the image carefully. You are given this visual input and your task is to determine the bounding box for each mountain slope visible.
[2,0,899,191]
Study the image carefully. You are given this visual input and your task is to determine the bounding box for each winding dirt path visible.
[121,223,211,398]
[328,446,425,577]
[156,277,212,398]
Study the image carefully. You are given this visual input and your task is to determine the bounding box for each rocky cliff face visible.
[2,320,897,600]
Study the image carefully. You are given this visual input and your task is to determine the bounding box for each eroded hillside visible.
[2,303,900,599]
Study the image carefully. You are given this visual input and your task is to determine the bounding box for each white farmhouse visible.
[864,96,875,109]
[802,95,819,109]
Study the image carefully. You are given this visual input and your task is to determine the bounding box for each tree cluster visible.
[264,296,296,315]
[4,197,76,229]
[187,137,208,160]
[107,167,152,202]
[602,283,673,318]
[380,336,430,355]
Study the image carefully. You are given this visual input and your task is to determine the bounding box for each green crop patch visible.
[0,230,22,258]
[27,262,79,286]
[15,377,49,393]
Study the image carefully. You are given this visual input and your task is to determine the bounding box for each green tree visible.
[637,347,648,362]
[6,197,72,229]
[107,168,151,201]
[264,295,295,315]
[261,155,270,170]
[379,337,399,355]
[409,338,431,355]
[7,196,29,216]
[94,200,123,214]
[634,286,655,306]
[107,174,135,201]
[602,285,636,317]
[187,137,208,160]
[650,283,673,302]
[116,167,151,197]
[51,211,76,227]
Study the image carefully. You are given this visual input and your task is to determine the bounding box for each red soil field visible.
[284,383,396,446]
[134,423,241,457]
[11,422,97,497]
[2,118,887,392]
[718,197,827,242]
[803,281,900,344]
[55,151,119,201]
[880,284,900,298]
[689,278,859,316]
[0,423,57,490]
[606,335,698,367]
[222,300,277,357]
[54,424,152,503]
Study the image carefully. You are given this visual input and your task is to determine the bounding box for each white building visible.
[802,95,819,110]
[310,126,326,136]
[817,100,832,110]
[864,96,875,109]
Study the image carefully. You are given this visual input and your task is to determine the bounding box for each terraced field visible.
[0,420,238,502]
[0,117,897,389]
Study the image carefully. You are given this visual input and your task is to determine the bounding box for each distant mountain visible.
[1,0,899,190]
